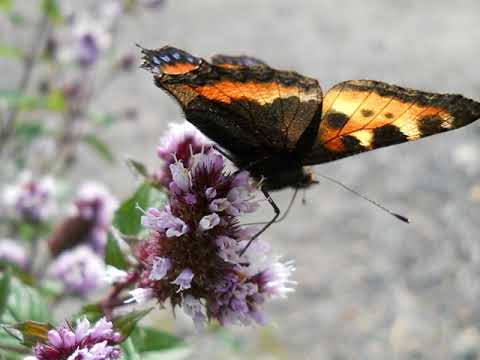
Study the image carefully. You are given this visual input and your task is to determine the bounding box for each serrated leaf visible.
[126,158,149,179]
[130,326,185,353]
[0,271,11,319]
[0,45,23,58]
[113,308,152,338]
[83,135,115,163]
[12,321,53,347]
[41,0,61,21]
[121,338,141,360]
[105,233,128,270]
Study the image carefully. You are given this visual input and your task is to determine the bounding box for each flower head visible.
[132,128,294,327]
[154,121,212,187]
[27,317,122,360]
[74,182,118,252]
[2,172,56,223]
[47,245,106,296]
[0,239,29,270]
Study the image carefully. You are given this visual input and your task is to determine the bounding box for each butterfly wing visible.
[303,80,480,165]
[140,46,322,161]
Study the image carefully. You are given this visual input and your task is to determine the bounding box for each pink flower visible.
[0,239,29,270]
[47,245,106,296]
[2,172,56,223]
[154,121,212,187]
[27,317,122,360]
[131,128,294,327]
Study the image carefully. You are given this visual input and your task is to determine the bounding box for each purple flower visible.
[2,172,56,223]
[46,245,106,296]
[0,239,28,270]
[131,127,294,327]
[26,317,122,360]
[74,182,118,253]
[154,121,212,187]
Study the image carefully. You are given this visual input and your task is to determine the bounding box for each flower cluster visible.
[47,245,106,296]
[1,172,56,223]
[0,239,29,270]
[74,182,118,252]
[154,121,212,187]
[26,317,122,360]
[131,123,295,327]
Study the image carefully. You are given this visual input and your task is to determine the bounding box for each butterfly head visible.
[138,44,202,77]
[297,169,319,189]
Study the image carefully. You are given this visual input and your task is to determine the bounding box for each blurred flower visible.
[154,121,212,187]
[118,53,136,71]
[26,317,122,360]
[60,2,121,67]
[47,245,106,296]
[74,182,118,252]
[0,239,28,270]
[1,172,56,223]
[132,137,295,327]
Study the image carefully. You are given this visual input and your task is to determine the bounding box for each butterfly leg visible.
[239,187,280,256]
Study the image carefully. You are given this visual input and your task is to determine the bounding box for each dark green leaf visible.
[126,158,149,179]
[113,308,152,338]
[0,271,11,319]
[121,338,141,360]
[12,321,53,347]
[0,45,23,58]
[113,183,166,235]
[14,122,48,145]
[77,303,104,323]
[83,135,115,163]
[105,233,128,270]
[41,0,61,21]
[130,326,185,353]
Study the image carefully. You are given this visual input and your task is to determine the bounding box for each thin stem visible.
[0,14,50,154]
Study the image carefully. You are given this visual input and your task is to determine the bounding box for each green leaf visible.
[9,12,26,26]
[83,134,115,163]
[3,278,51,324]
[88,112,116,127]
[0,0,12,12]
[45,90,66,111]
[126,158,149,179]
[0,91,65,112]
[41,0,61,21]
[121,338,141,360]
[77,303,103,323]
[113,308,152,338]
[0,271,11,319]
[14,122,48,146]
[0,326,25,360]
[130,326,185,353]
[105,233,128,270]
[113,183,166,235]
[12,321,53,347]
[0,45,23,58]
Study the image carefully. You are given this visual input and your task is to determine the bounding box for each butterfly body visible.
[141,45,480,191]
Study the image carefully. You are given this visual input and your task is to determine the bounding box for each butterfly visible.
[140,45,480,242]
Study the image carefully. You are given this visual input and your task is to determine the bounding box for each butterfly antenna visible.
[243,188,299,226]
[316,172,410,224]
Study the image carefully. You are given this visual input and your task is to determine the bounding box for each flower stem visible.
[0,14,50,154]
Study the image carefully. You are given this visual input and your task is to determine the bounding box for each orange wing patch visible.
[195,81,318,105]
[318,80,457,153]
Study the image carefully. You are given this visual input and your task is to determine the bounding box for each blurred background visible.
[2,1,480,359]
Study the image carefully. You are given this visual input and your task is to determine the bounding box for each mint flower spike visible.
[133,122,295,327]
[25,317,122,360]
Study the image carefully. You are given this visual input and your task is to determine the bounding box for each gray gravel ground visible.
[5,1,480,359]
